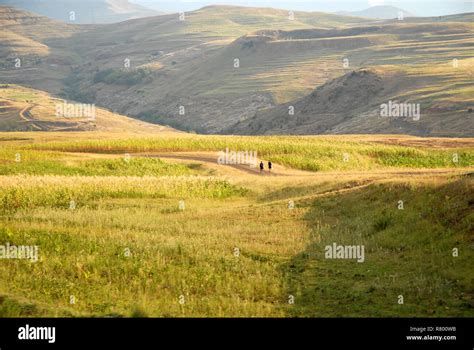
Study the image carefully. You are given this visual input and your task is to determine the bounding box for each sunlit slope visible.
[0,6,84,93]
[0,84,175,133]
[66,5,374,64]
[0,6,79,58]
[0,5,373,114]
[60,10,472,134]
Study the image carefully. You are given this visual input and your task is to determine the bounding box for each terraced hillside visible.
[60,10,474,135]
[229,59,474,137]
[0,5,81,62]
[0,5,375,131]
[0,5,472,136]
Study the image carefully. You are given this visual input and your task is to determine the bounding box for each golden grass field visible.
[0,130,472,317]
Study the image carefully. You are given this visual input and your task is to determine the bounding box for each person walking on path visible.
[259,161,264,173]
[268,161,272,172]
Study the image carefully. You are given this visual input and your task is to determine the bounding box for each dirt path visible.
[135,151,472,178]
[18,102,88,132]
[19,104,43,130]
[57,150,472,214]
[146,152,263,175]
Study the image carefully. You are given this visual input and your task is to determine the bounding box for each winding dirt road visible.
[19,104,44,130]
[18,102,89,132]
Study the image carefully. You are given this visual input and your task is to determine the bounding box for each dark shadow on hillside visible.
[278,178,474,317]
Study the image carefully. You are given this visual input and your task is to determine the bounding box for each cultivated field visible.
[0,132,472,317]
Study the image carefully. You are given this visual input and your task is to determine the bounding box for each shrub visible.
[93,68,153,86]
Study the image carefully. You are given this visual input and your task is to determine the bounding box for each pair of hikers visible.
[259,161,272,173]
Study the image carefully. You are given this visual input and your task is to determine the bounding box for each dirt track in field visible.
[136,151,472,178]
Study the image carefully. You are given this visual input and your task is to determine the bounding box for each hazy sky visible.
[131,0,473,16]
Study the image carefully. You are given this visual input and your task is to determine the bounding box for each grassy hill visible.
[0,6,79,58]
[229,60,474,137]
[0,84,176,133]
[0,6,85,93]
[0,5,375,130]
[62,9,473,135]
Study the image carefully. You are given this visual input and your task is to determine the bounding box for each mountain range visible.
[0,0,162,23]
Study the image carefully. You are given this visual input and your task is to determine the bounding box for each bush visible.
[93,68,153,86]
[373,214,393,232]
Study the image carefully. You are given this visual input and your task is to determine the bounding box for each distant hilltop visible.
[337,5,416,19]
[0,0,163,24]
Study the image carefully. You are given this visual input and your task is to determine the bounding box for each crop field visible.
[0,132,472,317]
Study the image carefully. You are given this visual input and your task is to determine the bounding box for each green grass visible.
[0,196,303,317]
[0,175,245,213]
[93,68,153,86]
[1,174,472,317]
[0,149,205,177]
[284,176,474,317]
[23,136,474,171]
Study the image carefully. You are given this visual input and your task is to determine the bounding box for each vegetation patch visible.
[93,68,153,86]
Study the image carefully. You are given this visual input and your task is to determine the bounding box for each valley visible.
[0,2,472,319]
[1,5,472,135]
